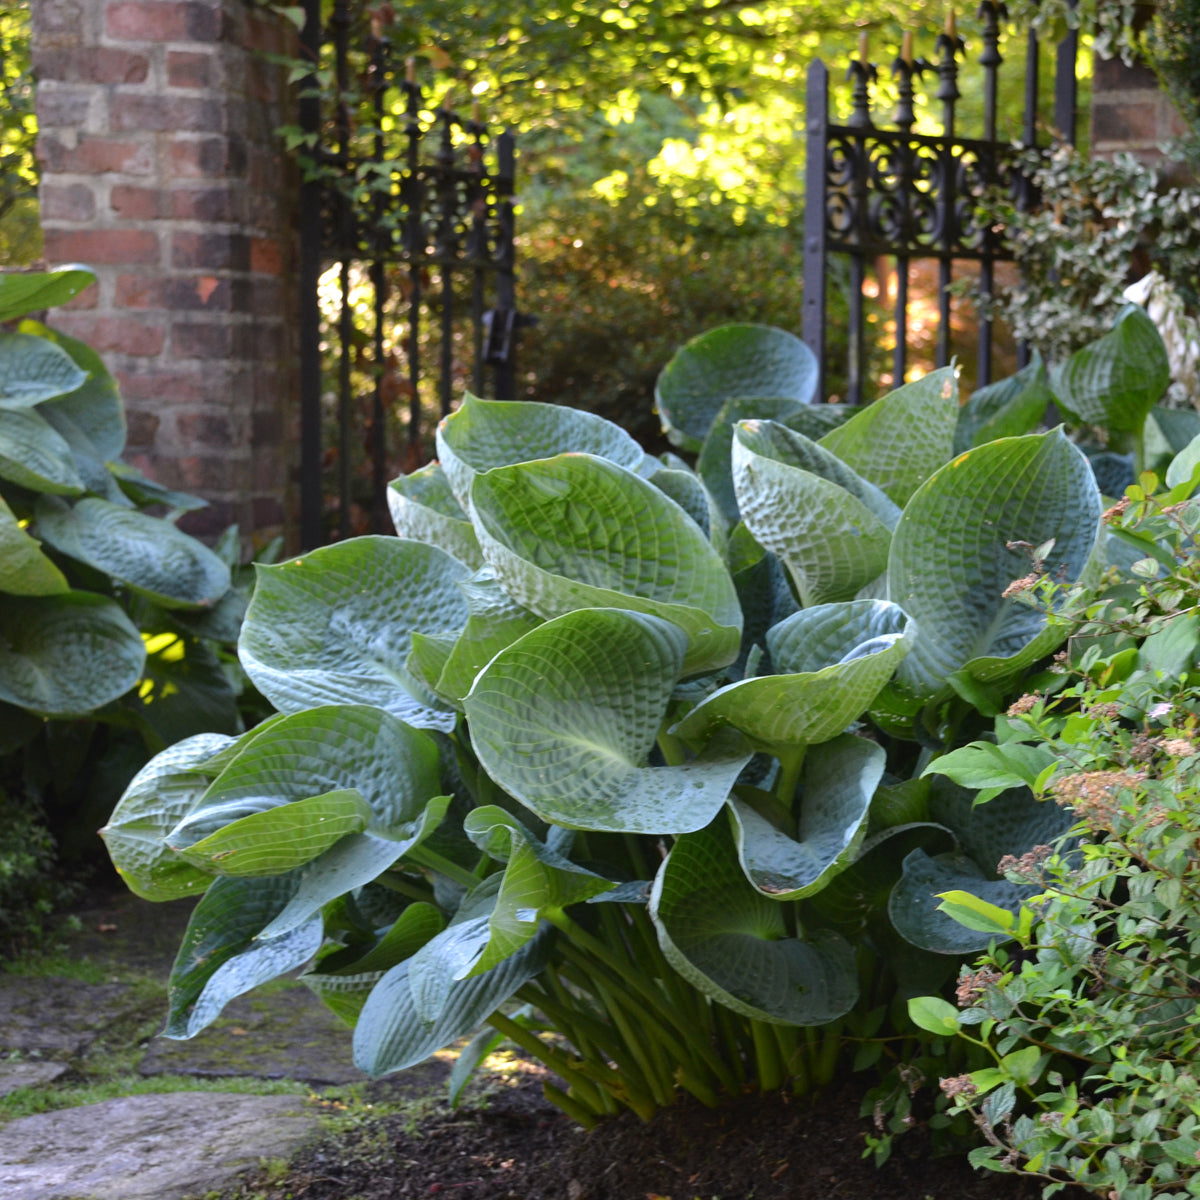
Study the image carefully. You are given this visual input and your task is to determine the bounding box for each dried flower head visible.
[1002,572,1043,600]
[956,967,1002,1006]
[1162,738,1194,758]
[1050,770,1147,827]
[1102,498,1130,524]
[1006,693,1039,717]
[997,844,1053,883]
[939,1074,978,1099]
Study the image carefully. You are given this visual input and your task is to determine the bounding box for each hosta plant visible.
[106,324,1102,1124]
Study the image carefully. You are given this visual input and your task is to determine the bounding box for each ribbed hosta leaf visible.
[0,268,96,322]
[353,928,550,1076]
[471,455,742,675]
[101,733,235,901]
[436,393,645,508]
[0,494,68,595]
[650,818,858,1024]
[672,601,913,751]
[26,320,127,460]
[647,463,722,541]
[954,354,1051,454]
[889,780,1074,954]
[387,463,483,569]
[0,331,88,408]
[889,430,1103,701]
[34,401,128,505]
[0,591,144,715]
[165,873,320,1038]
[464,608,751,834]
[731,421,898,607]
[239,537,470,731]
[819,366,959,505]
[1050,305,1170,432]
[654,324,819,452]
[35,496,230,609]
[729,735,885,899]
[727,526,799,678]
[0,408,84,494]
[108,462,207,511]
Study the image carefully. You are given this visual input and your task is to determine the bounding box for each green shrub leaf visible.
[0,268,96,322]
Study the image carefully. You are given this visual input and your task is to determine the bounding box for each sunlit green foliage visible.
[0,4,39,266]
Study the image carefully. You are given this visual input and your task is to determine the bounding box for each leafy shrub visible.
[911,457,1200,1198]
[0,268,260,874]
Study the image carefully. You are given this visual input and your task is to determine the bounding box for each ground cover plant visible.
[104,314,1176,1135]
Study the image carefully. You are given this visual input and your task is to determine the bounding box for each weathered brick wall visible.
[1091,54,1187,173]
[32,0,299,547]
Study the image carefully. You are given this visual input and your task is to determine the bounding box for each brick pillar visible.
[32,0,299,548]
[1091,54,1188,172]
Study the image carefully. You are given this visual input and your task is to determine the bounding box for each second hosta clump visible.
[104,326,1101,1123]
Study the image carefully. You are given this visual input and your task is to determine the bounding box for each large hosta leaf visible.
[101,733,235,901]
[464,608,752,834]
[436,393,645,508]
[888,780,1074,954]
[819,367,959,505]
[655,324,819,452]
[672,601,913,752]
[650,818,858,1024]
[34,496,230,609]
[0,408,84,494]
[729,735,885,899]
[0,331,88,408]
[731,421,898,607]
[34,401,128,504]
[239,537,470,731]
[0,494,68,596]
[387,463,483,569]
[954,354,1051,454]
[1049,305,1170,432]
[889,429,1103,700]
[0,591,144,715]
[471,455,741,675]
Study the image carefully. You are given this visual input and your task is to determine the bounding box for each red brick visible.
[60,283,100,311]
[173,321,233,358]
[32,0,87,37]
[167,49,215,89]
[1092,101,1159,146]
[252,496,285,528]
[120,274,232,311]
[37,135,155,176]
[55,315,165,357]
[110,185,164,220]
[119,367,207,404]
[172,231,248,270]
[249,237,282,276]
[43,228,160,266]
[33,47,150,85]
[36,87,91,127]
[169,136,234,179]
[244,12,289,56]
[177,411,233,445]
[40,183,96,222]
[124,408,162,445]
[180,499,239,540]
[105,1,223,43]
[170,187,234,222]
[175,454,236,491]
[109,93,225,134]
[115,274,163,308]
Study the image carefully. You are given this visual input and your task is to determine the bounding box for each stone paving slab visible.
[0,978,140,1059]
[0,1092,323,1200]
[0,1061,70,1097]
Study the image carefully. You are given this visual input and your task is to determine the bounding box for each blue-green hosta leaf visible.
[730,735,885,899]
[407,632,459,704]
[0,268,95,321]
[819,366,959,505]
[727,525,799,679]
[436,393,645,509]
[464,608,752,834]
[33,401,128,504]
[889,430,1103,701]
[353,927,550,1077]
[0,331,89,408]
[1049,305,1170,432]
[954,354,1051,454]
[434,569,543,706]
[0,591,144,715]
[172,789,375,877]
[164,873,319,1038]
[239,537,470,731]
[732,420,899,607]
[387,463,483,569]
[186,704,442,834]
[0,494,68,595]
[108,462,207,511]
[888,780,1074,954]
[0,408,84,494]
[471,455,742,676]
[100,732,235,901]
[463,806,613,973]
[34,496,230,609]
[671,601,914,752]
[654,324,819,452]
[650,817,858,1025]
[647,464,722,542]
[27,320,128,461]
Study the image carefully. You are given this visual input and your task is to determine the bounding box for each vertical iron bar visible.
[891,43,921,392]
[493,131,517,401]
[435,105,457,417]
[935,17,962,370]
[977,1,1003,387]
[402,70,423,455]
[369,34,387,532]
[1015,26,1039,370]
[468,111,486,397]
[298,0,323,550]
[333,0,352,540]
[844,38,874,405]
[1054,0,1079,145]
[801,61,829,403]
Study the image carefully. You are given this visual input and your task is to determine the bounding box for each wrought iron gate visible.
[296,2,520,548]
[802,2,1080,404]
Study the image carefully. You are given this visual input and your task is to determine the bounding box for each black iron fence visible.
[297,2,519,547]
[802,2,1080,404]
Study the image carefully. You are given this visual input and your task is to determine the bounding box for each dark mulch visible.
[237,1070,1093,1200]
